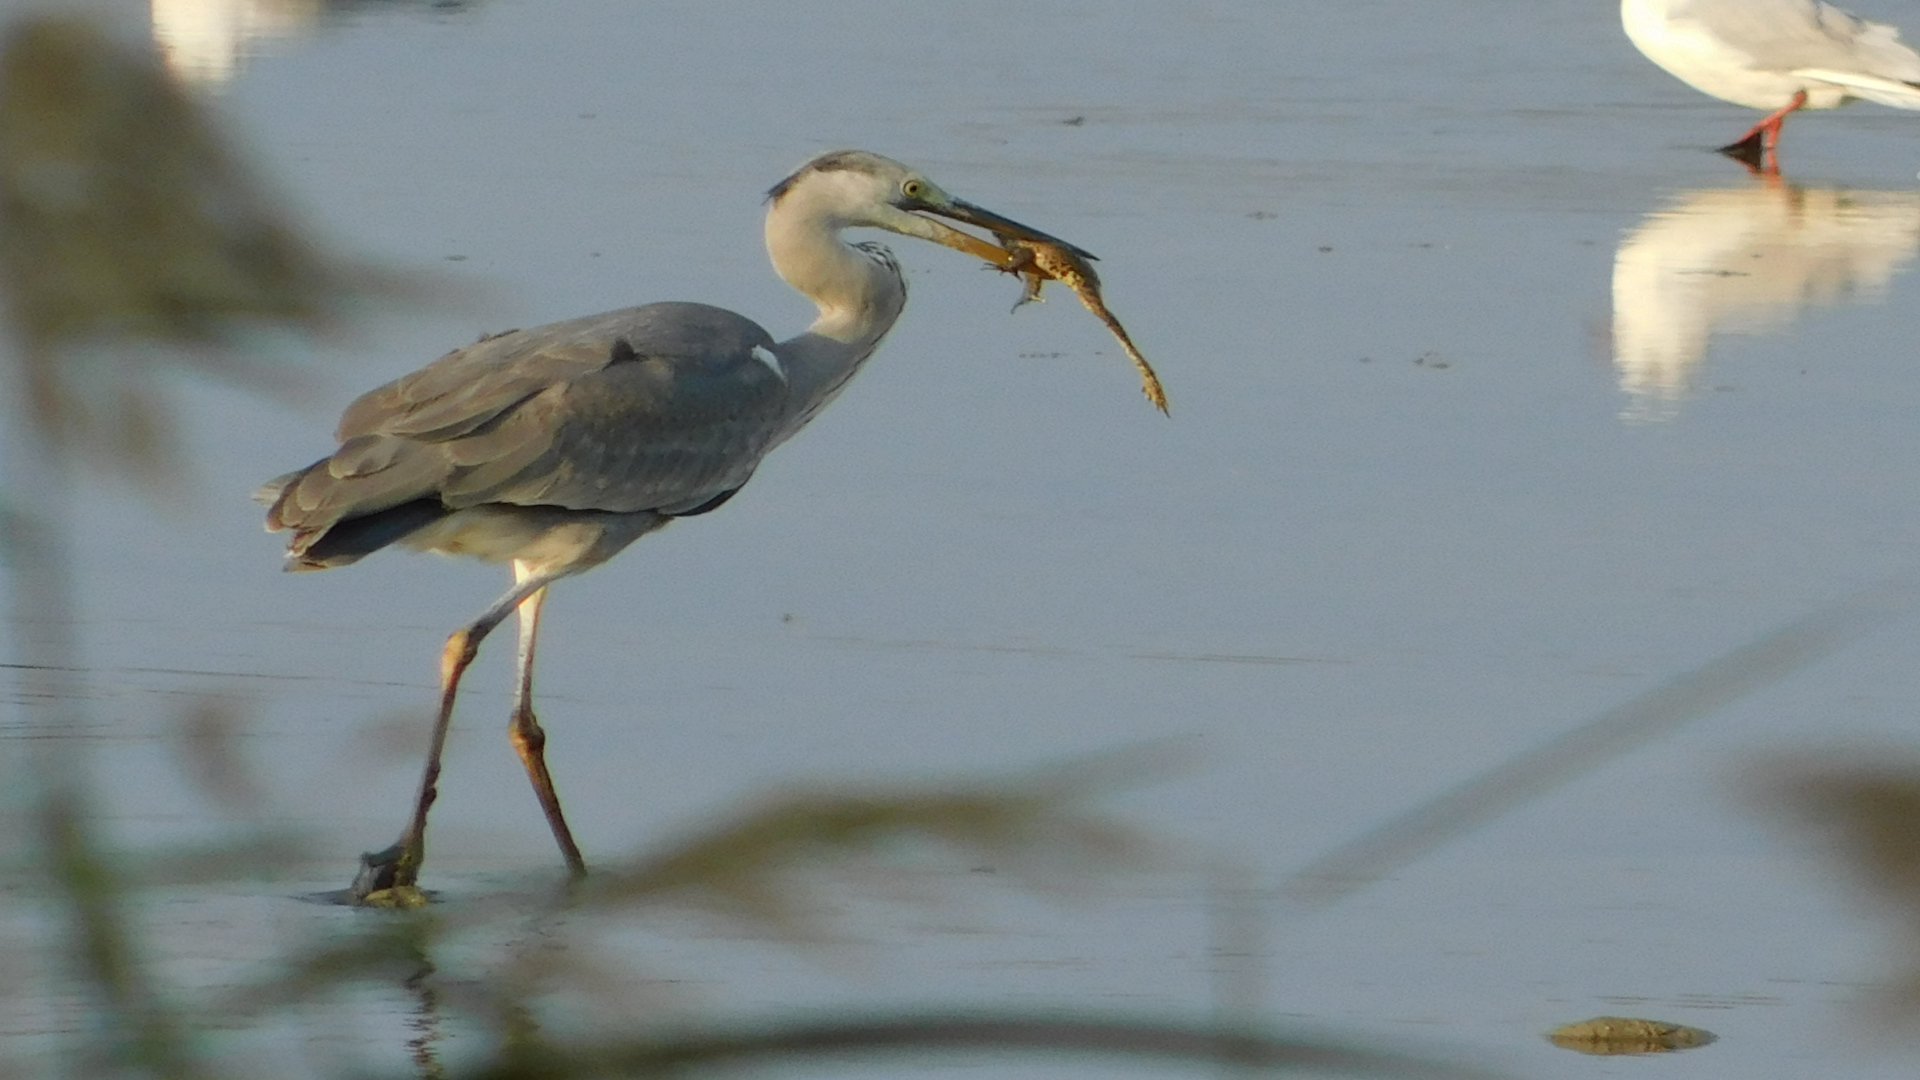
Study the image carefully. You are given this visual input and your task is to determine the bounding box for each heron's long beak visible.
[912,198,1099,265]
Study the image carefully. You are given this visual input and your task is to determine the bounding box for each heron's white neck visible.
[763,186,908,419]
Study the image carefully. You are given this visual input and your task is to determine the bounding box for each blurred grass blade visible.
[41,787,197,1079]
[590,788,1145,927]
[472,1012,1511,1080]
[121,833,311,887]
[1285,581,1920,904]
[586,750,1174,932]
[220,915,437,1014]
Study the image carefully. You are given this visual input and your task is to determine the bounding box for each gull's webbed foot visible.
[1717,131,1770,173]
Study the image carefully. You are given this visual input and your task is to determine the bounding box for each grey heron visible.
[1622,0,1920,169]
[260,150,1093,902]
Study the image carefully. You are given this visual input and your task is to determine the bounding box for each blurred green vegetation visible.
[1760,756,1920,1026]
[2,12,1916,1080]
[0,14,369,479]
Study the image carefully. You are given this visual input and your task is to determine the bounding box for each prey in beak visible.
[920,197,1099,266]
[890,171,1165,415]
[895,179,1097,268]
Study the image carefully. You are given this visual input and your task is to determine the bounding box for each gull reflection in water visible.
[151,0,320,85]
[151,0,475,86]
[1611,182,1920,422]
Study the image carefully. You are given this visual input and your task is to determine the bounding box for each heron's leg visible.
[507,560,587,878]
[351,569,563,902]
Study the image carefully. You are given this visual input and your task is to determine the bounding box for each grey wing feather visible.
[267,302,787,548]
[440,356,783,512]
[1677,0,1920,80]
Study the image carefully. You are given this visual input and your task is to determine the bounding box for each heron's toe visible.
[349,842,419,904]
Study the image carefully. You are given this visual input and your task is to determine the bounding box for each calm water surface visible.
[12,0,1920,1076]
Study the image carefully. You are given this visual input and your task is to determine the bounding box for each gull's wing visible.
[1673,0,1920,82]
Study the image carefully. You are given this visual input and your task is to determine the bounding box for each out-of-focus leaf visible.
[0,14,389,474]
[168,697,265,810]
[0,14,349,344]
[1762,755,1920,1022]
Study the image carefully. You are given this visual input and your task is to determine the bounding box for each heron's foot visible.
[357,883,430,909]
[349,842,429,907]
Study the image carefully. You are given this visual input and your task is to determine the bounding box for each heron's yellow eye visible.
[901,179,926,200]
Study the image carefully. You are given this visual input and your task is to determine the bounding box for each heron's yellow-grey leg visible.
[507,560,587,878]
[351,568,562,903]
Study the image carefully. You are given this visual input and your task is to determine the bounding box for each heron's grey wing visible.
[268,302,787,543]
[1673,0,1920,80]
[435,342,789,513]
[337,307,667,442]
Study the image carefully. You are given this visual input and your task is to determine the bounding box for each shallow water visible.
[11,0,1920,1076]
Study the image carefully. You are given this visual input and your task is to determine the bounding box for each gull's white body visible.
[1623,0,1920,113]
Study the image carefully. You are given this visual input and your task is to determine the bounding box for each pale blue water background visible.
[11,0,1920,1076]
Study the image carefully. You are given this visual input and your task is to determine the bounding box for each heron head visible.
[767,150,1094,264]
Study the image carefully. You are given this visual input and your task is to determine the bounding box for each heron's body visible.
[263,303,779,575]
[1622,0,1920,164]
[262,151,1086,902]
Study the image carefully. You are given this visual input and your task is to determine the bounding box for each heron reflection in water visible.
[260,151,1098,902]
